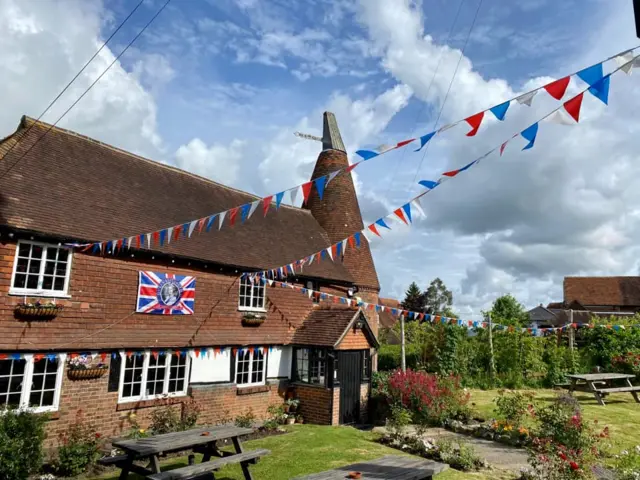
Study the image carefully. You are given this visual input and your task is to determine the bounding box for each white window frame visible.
[238,276,266,312]
[235,348,266,388]
[117,351,190,404]
[9,240,73,298]
[0,353,66,413]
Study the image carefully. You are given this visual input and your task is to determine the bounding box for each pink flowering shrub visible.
[384,369,471,426]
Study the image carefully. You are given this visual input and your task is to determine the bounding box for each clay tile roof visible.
[0,116,353,284]
[564,276,640,307]
[291,307,361,346]
[378,297,401,329]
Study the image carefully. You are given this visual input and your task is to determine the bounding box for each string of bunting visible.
[0,346,274,361]
[250,276,639,335]
[65,48,639,256]
[355,46,640,161]
[246,53,640,283]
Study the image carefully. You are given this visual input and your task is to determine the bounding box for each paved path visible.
[373,426,529,474]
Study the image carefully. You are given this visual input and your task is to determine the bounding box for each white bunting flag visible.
[545,110,576,126]
[326,246,333,261]
[146,234,152,249]
[614,51,636,74]
[326,170,340,185]
[128,236,135,249]
[166,227,173,243]
[289,186,300,205]
[437,122,458,134]
[218,211,227,230]
[341,238,348,256]
[411,197,426,217]
[515,90,538,106]
[188,220,198,237]
[247,200,260,220]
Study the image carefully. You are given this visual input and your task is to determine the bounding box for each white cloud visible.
[174,138,245,185]
[355,0,640,317]
[0,0,165,159]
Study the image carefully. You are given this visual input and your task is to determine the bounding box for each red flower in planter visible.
[569,461,579,471]
[95,433,102,439]
[559,452,567,461]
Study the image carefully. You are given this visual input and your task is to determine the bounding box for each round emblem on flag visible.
[158,279,181,306]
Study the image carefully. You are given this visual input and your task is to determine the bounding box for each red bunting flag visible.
[228,207,239,226]
[544,76,570,100]
[34,353,45,361]
[465,111,484,136]
[331,244,338,259]
[348,235,356,249]
[301,182,313,203]
[152,231,160,245]
[151,351,159,360]
[368,224,381,237]
[442,168,460,178]
[563,93,584,122]
[126,351,133,359]
[136,235,141,248]
[100,352,107,362]
[396,138,415,148]
[0,354,7,360]
[195,349,200,358]
[197,218,206,234]
[394,207,409,225]
[500,141,508,156]
[345,163,357,174]
[262,196,273,216]
[173,225,182,241]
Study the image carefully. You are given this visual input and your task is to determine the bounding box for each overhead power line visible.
[412,0,485,183]
[0,0,171,181]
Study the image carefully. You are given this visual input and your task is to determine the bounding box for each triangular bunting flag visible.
[577,63,603,87]
[218,211,227,230]
[544,76,570,100]
[520,123,539,150]
[396,138,415,148]
[614,51,636,73]
[356,150,379,160]
[166,227,174,243]
[188,220,198,238]
[368,224,381,237]
[289,186,300,204]
[205,215,216,232]
[414,131,436,152]
[402,203,412,223]
[229,207,239,226]
[301,182,313,203]
[418,180,438,190]
[490,101,510,121]
[262,195,273,216]
[375,218,391,230]
[240,204,251,223]
[158,230,166,246]
[275,192,284,209]
[464,111,484,136]
[515,90,537,106]
[394,207,408,225]
[247,200,260,220]
[499,140,508,156]
[411,197,425,217]
[588,75,610,105]
[563,93,584,122]
[326,246,333,261]
[326,170,340,185]
[314,176,326,200]
[544,110,574,125]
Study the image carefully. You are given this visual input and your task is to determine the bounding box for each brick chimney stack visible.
[304,112,380,331]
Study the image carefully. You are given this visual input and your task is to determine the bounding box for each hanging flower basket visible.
[14,302,62,320]
[242,314,265,326]
[67,367,108,381]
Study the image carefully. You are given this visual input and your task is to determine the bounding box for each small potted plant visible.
[67,356,109,380]
[296,414,304,424]
[241,313,265,326]
[286,398,300,413]
[14,300,62,319]
[286,414,296,425]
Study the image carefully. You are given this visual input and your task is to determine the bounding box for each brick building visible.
[0,112,380,446]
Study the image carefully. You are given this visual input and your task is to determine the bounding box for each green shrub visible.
[613,447,640,480]
[494,389,536,425]
[149,404,181,434]
[263,404,286,431]
[0,408,47,480]
[377,344,420,371]
[435,439,483,471]
[385,404,412,440]
[54,411,102,477]
[234,408,256,428]
[180,396,201,430]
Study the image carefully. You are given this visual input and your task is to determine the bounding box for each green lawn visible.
[94,424,504,480]
[468,389,640,452]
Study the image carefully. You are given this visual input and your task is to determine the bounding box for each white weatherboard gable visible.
[190,350,231,383]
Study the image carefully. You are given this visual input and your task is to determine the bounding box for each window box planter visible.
[242,314,265,326]
[14,303,63,320]
[67,366,108,380]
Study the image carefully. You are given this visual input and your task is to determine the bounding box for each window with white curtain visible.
[118,351,190,403]
[0,354,65,412]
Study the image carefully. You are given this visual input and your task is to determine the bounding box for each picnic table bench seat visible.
[594,386,640,394]
[98,454,129,466]
[146,449,270,480]
[563,373,640,406]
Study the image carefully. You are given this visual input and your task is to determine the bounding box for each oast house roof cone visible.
[304,112,380,292]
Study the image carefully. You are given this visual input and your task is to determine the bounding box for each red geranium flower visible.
[569,461,579,470]
[559,452,567,461]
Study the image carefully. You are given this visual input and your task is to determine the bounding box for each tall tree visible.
[401,282,424,315]
[485,294,528,326]
[423,278,453,316]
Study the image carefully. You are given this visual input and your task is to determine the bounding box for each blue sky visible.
[2,0,640,318]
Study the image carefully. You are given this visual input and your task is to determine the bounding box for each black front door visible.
[337,351,362,424]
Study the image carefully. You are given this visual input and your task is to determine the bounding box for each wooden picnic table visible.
[107,425,264,479]
[565,373,640,406]
[292,455,448,480]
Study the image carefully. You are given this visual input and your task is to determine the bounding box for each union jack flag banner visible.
[136,271,196,315]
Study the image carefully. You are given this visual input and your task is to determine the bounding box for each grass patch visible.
[469,388,640,452]
[93,425,503,480]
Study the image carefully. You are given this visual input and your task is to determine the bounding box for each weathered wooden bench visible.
[98,455,129,466]
[146,449,270,480]
[564,373,640,405]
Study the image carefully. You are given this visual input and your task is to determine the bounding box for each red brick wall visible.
[332,387,340,425]
[359,382,370,423]
[293,384,333,425]
[44,355,287,450]
[0,240,317,350]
